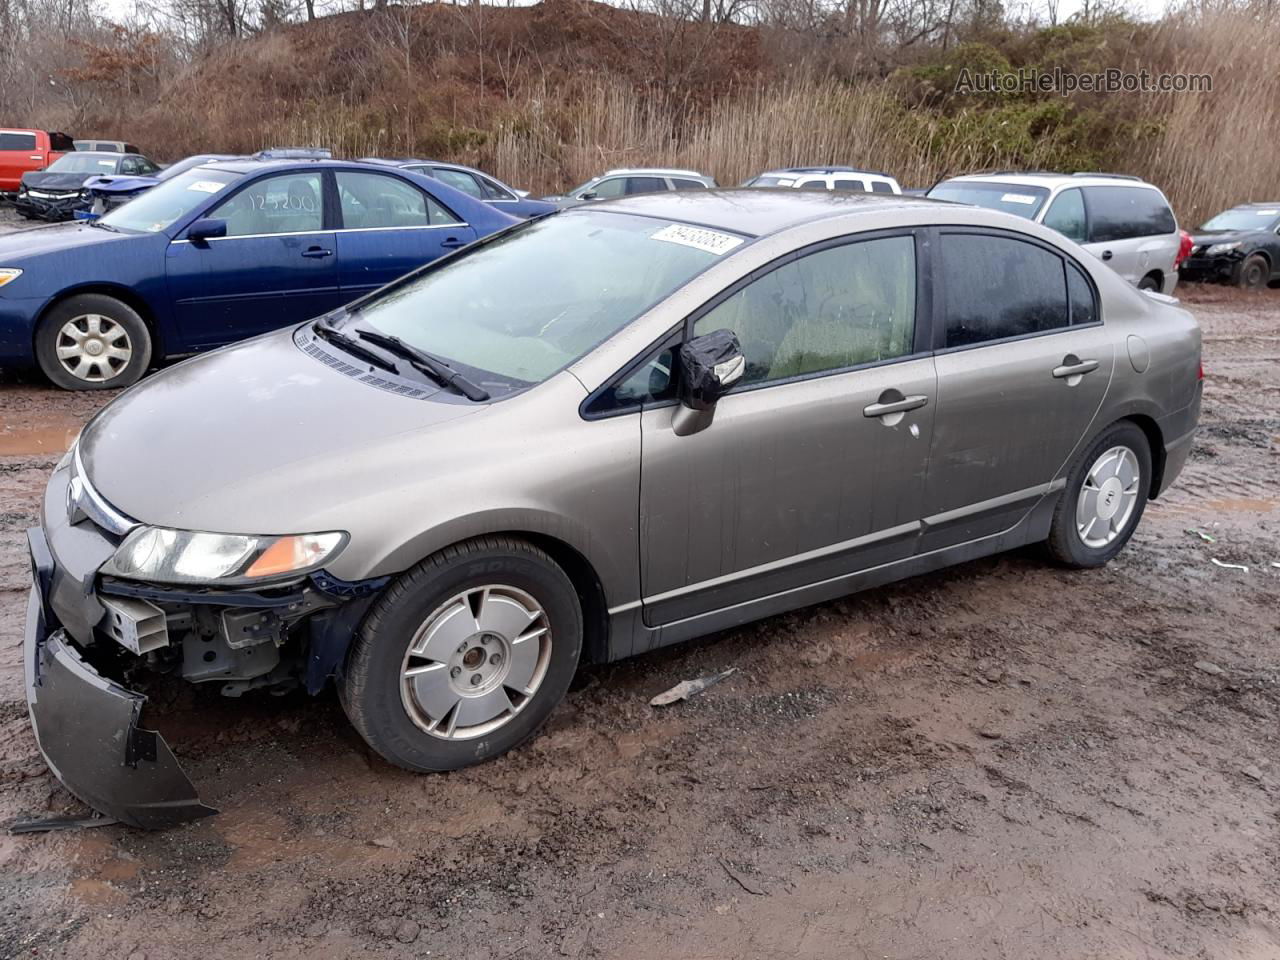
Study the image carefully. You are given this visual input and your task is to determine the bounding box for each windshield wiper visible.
[88,220,118,232]
[312,319,399,375]
[354,329,490,401]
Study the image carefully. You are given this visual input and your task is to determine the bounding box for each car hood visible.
[0,220,134,260]
[78,327,484,533]
[21,171,97,191]
[84,174,159,194]
[1190,230,1263,246]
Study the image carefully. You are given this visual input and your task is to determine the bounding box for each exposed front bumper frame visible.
[24,527,216,829]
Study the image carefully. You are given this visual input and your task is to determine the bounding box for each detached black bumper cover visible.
[24,528,215,829]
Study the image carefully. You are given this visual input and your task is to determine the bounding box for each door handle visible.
[1100,250,1113,261]
[301,246,333,259]
[863,394,929,418]
[440,237,466,249]
[1053,356,1099,379]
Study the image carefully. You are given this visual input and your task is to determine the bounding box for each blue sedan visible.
[0,158,519,389]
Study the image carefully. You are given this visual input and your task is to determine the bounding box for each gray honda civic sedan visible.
[24,190,1202,827]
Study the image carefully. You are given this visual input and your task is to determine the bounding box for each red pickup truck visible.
[0,129,75,194]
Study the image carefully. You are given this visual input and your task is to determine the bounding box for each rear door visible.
[0,131,40,192]
[166,169,341,348]
[333,169,475,297]
[921,229,1114,551]
[1082,185,1178,285]
[638,231,935,625]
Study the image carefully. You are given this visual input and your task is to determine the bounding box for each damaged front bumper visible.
[14,193,86,221]
[24,527,215,829]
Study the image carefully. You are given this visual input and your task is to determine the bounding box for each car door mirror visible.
[678,329,745,409]
[579,191,598,201]
[187,218,227,245]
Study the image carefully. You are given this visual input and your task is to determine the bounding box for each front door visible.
[165,170,342,349]
[332,170,476,298]
[920,229,1115,551]
[639,232,936,626]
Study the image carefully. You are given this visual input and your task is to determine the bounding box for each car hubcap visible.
[1076,445,1141,548]
[400,585,551,740]
[56,314,132,383]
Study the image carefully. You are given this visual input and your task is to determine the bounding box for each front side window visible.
[336,171,455,229]
[926,181,1050,220]
[101,167,241,234]
[433,168,484,199]
[583,178,626,199]
[941,233,1069,348]
[692,234,916,385]
[796,178,829,191]
[1084,186,1176,243]
[344,211,738,388]
[1042,188,1087,243]
[209,172,324,237]
[121,156,142,175]
[0,132,37,150]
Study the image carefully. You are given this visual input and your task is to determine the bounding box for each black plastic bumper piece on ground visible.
[25,528,216,830]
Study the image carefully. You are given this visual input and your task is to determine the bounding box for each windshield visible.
[926,181,1050,220]
[744,175,793,187]
[1201,208,1280,232]
[48,153,119,174]
[100,168,240,233]
[344,211,742,389]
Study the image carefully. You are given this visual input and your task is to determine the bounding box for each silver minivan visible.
[927,172,1182,294]
[24,191,1202,828]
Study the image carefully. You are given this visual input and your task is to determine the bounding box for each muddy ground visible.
[0,270,1277,959]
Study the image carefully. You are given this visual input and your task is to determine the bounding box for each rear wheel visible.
[1137,273,1161,292]
[34,293,152,391]
[1236,254,1268,290]
[1046,421,1151,569]
[340,537,582,772]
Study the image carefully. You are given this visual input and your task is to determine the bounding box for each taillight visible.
[1175,230,1194,269]
[1198,360,1204,381]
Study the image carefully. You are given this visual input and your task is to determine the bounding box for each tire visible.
[340,536,582,772]
[1046,421,1152,569]
[1236,254,1268,290]
[34,293,152,391]
[1137,274,1161,292]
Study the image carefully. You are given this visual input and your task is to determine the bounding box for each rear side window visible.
[477,176,514,201]
[625,177,667,195]
[833,178,867,192]
[432,168,484,200]
[1042,188,1086,243]
[337,171,458,228]
[671,178,707,191]
[1084,186,1176,243]
[0,132,37,150]
[1067,261,1097,325]
[941,233,1069,348]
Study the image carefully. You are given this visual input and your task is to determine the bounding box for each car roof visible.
[577,188,944,238]
[192,158,383,176]
[763,166,896,179]
[70,150,125,159]
[598,168,710,178]
[941,171,1158,190]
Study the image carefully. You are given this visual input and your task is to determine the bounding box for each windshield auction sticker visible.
[187,180,225,193]
[651,224,745,255]
[1000,193,1038,205]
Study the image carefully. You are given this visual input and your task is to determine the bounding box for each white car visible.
[744,166,902,194]
[927,172,1182,294]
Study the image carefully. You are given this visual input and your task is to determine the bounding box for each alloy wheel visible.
[399,584,552,740]
[1076,445,1141,549]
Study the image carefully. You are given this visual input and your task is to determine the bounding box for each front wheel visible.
[340,537,582,772]
[1236,254,1268,290]
[34,293,152,390]
[1046,421,1152,569]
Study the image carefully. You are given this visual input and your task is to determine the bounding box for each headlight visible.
[1205,241,1242,256]
[103,527,347,584]
[0,268,22,289]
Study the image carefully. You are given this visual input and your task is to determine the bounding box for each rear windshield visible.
[926,181,1050,219]
[1201,208,1280,232]
[343,211,744,389]
[100,167,240,233]
[48,153,119,173]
